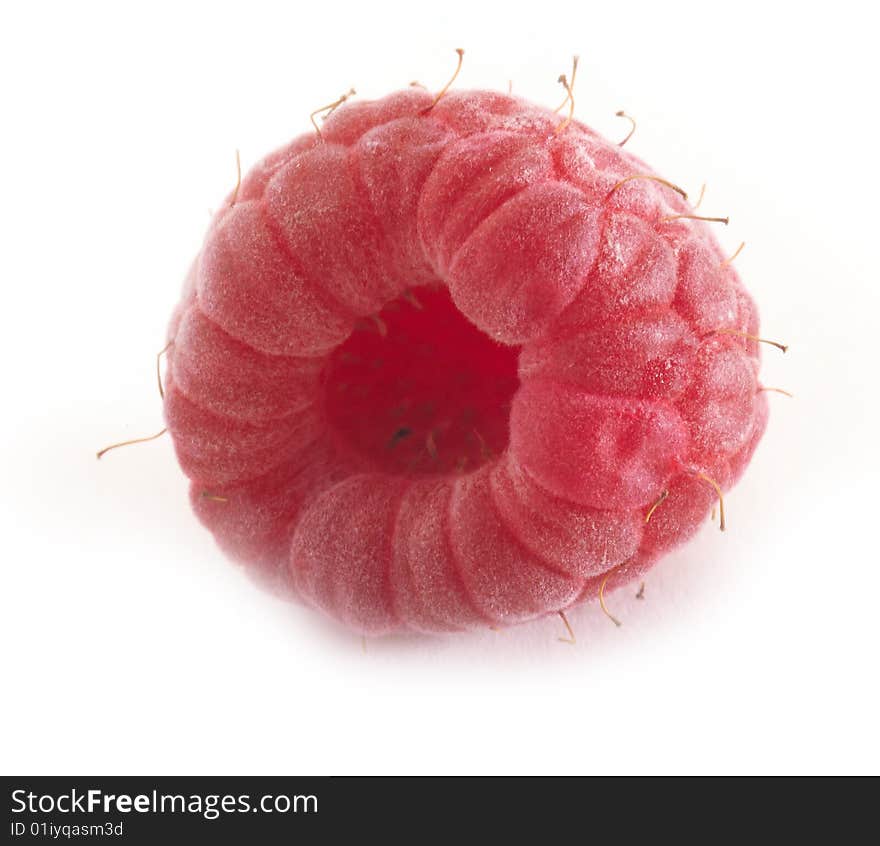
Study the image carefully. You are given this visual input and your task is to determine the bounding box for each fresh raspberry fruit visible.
[164,87,769,635]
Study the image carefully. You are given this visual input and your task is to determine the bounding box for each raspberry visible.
[163,85,770,635]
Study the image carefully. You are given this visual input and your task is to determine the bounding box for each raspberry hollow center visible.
[324,286,521,477]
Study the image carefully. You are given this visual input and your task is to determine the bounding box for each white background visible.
[2,0,878,775]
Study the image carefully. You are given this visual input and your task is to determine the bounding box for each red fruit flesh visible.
[324,286,520,477]
[166,88,767,634]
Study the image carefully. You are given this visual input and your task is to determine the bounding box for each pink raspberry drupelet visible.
[164,86,769,635]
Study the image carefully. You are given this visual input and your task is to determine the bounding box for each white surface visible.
[2,0,878,775]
